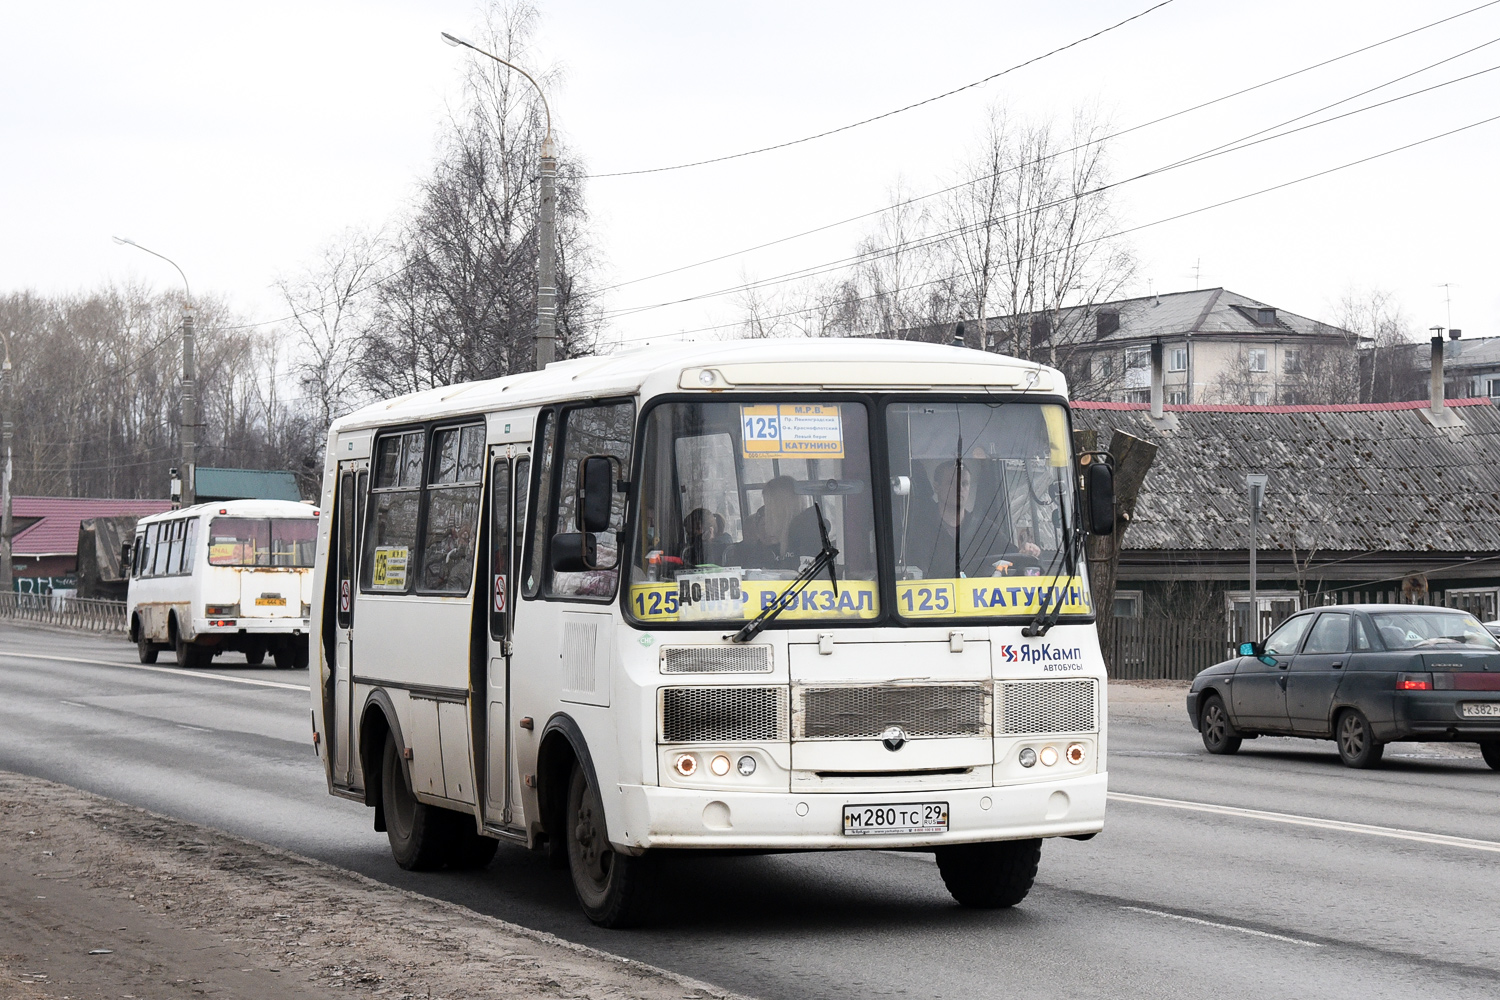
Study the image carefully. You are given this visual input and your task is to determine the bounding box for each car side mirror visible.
[1085,461,1115,535]
[577,455,615,534]
[550,532,597,572]
[1238,641,1263,657]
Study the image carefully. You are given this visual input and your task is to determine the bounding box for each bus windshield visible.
[630,400,878,624]
[208,517,318,568]
[885,401,1090,621]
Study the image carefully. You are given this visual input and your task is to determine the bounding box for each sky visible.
[4,0,1499,351]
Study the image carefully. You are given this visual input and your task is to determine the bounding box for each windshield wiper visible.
[1024,477,1079,638]
[731,503,838,644]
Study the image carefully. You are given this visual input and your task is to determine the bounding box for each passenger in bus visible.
[917,461,1041,579]
[728,475,822,569]
[681,507,727,566]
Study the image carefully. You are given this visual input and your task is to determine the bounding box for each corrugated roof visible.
[195,467,302,502]
[9,497,172,557]
[1071,398,1500,553]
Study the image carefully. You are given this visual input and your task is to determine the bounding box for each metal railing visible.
[0,592,128,633]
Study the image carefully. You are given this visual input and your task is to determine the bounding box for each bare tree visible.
[1337,287,1422,402]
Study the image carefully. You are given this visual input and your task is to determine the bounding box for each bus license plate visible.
[1461,702,1500,718]
[842,802,948,836]
[255,596,287,606]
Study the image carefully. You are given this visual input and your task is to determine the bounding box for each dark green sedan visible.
[1186,605,1500,769]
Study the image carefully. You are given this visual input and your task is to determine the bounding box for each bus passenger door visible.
[333,460,368,788]
[481,449,528,828]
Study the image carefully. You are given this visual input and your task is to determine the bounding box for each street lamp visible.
[441,31,558,370]
[1,329,13,594]
[113,237,197,505]
[1246,473,1269,640]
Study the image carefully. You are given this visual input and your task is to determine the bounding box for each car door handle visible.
[1331,661,1343,669]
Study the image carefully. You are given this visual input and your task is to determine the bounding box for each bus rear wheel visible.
[243,645,266,666]
[934,838,1042,908]
[565,765,652,928]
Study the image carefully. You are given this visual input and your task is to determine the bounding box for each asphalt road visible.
[3,620,1498,1000]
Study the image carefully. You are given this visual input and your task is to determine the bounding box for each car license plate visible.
[842,802,949,836]
[255,596,287,606]
[1460,702,1500,718]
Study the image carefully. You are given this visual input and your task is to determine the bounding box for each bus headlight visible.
[1066,743,1086,765]
[1018,747,1037,768]
[674,754,697,777]
[1039,746,1059,767]
[710,754,731,776]
[737,755,757,776]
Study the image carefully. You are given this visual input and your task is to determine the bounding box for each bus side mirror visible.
[550,532,597,572]
[1086,462,1115,535]
[121,541,133,568]
[577,456,614,534]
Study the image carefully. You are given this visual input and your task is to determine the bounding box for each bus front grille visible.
[996,679,1097,735]
[793,683,992,740]
[659,686,787,742]
[660,645,772,674]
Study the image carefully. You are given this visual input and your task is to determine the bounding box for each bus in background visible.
[311,340,1115,927]
[128,498,318,669]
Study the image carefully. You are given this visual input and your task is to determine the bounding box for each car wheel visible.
[137,633,159,664]
[1200,694,1243,755]
[934,839,1042,908]
[1480,740,1500,772]
[566,764,652,927]
[380,734,452,871]
[1336,709,1384,769]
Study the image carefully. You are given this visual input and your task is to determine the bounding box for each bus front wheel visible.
[174,632,210,669]
[565,765,652,928]
[381,734,451,871]
[136,633,159,664]
[934,838,1042,908]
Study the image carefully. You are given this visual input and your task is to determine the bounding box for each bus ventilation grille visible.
[996,679,1097,735]
[660,645,773,674]
[793,683,992,740]
[660,686,787,742]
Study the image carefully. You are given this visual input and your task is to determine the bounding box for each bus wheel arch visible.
[537,714,604,863]
[358,690,408,831]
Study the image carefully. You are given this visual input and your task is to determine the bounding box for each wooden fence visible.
[1101,616,1235,680]
[0,592,128,633]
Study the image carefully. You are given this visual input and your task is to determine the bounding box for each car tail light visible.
[1397,672,1433,691]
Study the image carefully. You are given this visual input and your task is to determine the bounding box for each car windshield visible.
[630,400,878,624]
[208,517,317,568]
[1370,610,1500,649]
[884,401,1090,620]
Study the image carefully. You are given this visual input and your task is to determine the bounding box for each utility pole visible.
[1,330,13,594]
[112,237,194,502]
[442,32,556,370]
[1246,474,1268,640]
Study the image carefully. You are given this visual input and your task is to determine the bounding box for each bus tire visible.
[934,838,1042,909]
[292,637,310,670]
[244,646,266,666]
[381,734,451,871]
[174,629,210,670]
[273,642,295,669]
[449,825,500,870]
[137,634,159,664]
[565,764,652,928]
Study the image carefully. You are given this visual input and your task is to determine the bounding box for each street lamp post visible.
[441,31,557,370]
[113,237,196,505]
[1,330,14,594]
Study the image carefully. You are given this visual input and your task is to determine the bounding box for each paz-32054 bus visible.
[310,340,1115,927]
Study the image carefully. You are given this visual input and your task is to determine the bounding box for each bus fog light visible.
[674,754,697,777]
[710,754,731,776]
[1039,746,1059,767]
[737,755,757,776]
[1018,747,1037,768]
[1066,743,1086,765]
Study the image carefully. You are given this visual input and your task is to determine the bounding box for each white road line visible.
[1110,791,1500,854]
[0,651,309,692]
[1119,906,1322,947]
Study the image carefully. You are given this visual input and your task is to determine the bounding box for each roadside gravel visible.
[0,771,743,1000]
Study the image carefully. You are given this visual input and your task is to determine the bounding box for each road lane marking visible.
[1119,906,1321,947]
[1111,791,1500,854]
[0,651,309,692]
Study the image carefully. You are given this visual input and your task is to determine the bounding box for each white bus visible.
[128,498,317,669]
[310,340,1115,927]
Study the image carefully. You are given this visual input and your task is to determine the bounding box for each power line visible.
[583,1,1179,179]
[605,61,1500,319]
[593,1,1500,295]
[614,110,1500,343]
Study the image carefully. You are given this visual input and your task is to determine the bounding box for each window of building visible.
[1125,347,1150,370]
[1094,353,1115,378]
[1255,307,1277,325]
[1095,310,1120,338]
[1488,379,1500,399]
[1250,390,1270,405]
[1113,590,1142,618]
[1168,347,1188,372]
[1283,348,1301,373]
[1247,348,1268,372]
[1167,390,1187,405]
[1123,389,1150,403]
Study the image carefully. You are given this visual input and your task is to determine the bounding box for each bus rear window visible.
[209,517,317,568]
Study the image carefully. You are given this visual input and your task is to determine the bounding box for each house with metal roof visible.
[5,496,171,593]
[1072,395,1500,633]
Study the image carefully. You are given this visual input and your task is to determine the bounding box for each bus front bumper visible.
[614,772,1107,851]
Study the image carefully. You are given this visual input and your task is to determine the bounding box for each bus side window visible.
[548,401,635,600]
[142,523,160,578]
[523,412,555,599]
[489,459,511,640]
[179,519,198,575]
[362,430,425,594]
[336,471,355,628]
